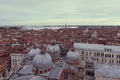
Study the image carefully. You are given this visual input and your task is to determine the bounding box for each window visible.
[108,54,111,57]
[97,58,99,61]
[104,48,112,52]
[85,71,94,76]
[116,55,118,58]
[109,60,111,63]
[105,54,111,58]
[112,54,114,58]
[105,54,107,57]
[112,60,114,63]
[110,49,112,51]
[104,48,106,51]
[89,52,91,55]
[105,59,106,62]
[13,59,15,62]
[48,68,51,71]
[119,60,120,64]
[102,59,104,62]
[86,52,88,56]
[81,57,84,60]
[67,72,68,75]
[72,73,74,76]
[101,53,104,57]
[94,53,97,56]
[116,60,118,63]
[81,51,84,55]
[44,70,47,72]
[40,71,42,73]
[96,52,100,56]
[69,71,71,75]
[86,65,92,68]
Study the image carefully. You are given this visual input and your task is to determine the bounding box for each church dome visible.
[46,44,60,53]
[28,48,41,58]
[46,40,60,53]
[46,44,61,63]
[32,52,53,74]
[66,49,79,65]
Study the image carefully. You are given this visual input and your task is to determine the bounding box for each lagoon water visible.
[25,25,78,30]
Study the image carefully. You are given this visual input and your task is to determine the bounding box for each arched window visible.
[67,71,69,75]
[72,72,74,76]
[40,71,42,73]
[44,70,47,73]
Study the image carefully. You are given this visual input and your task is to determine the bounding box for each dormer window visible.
[104,48,112,52]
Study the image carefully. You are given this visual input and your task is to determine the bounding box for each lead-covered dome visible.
[46,44,60,53]
[66,49,79,65]
[32,52,53,74]
[46,40,61,63]
[28,47,41,58]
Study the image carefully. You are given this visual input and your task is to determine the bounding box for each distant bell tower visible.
[117,32,120,37]
[65,24,67,28]
[91,31,97,38]
[83,28,89,35]
[0,33,1,39]
[34,34,37,44]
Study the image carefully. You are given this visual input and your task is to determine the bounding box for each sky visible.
[0,0,120,25]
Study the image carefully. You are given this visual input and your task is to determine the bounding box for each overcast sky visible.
[0,0,120,25]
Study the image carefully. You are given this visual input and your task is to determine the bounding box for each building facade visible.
[10,54,26,72]
[74,43,120,65]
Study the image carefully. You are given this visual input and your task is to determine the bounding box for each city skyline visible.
[0,0,120,25]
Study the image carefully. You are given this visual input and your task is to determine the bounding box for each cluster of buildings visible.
[7,41,95,80]
[0,26,120,80]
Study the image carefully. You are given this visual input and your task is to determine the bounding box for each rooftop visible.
[95,63,120,78]
[74,42,120,53]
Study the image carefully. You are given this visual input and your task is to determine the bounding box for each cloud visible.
[0,0,120,25]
